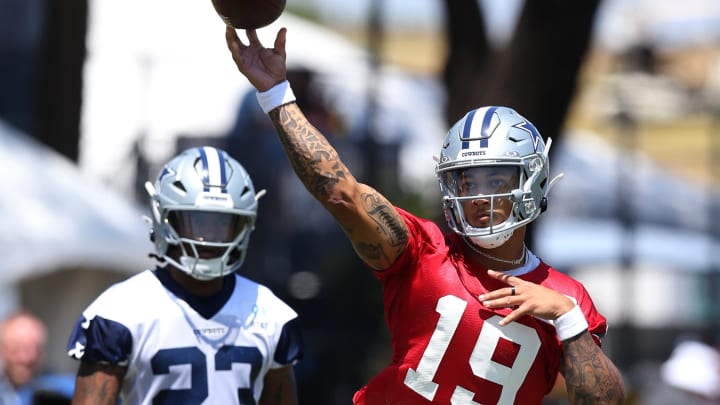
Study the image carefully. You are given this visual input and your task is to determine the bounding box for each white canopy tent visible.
[0,120,153,285]
[0,120,155,372]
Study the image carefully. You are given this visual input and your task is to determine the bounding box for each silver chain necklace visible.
[464,238,527,266]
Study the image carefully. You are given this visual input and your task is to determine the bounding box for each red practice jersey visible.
[353,208,607,405]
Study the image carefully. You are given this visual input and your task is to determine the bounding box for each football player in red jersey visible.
[225,26,625,405]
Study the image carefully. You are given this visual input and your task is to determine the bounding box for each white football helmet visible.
[436,106,563,248]
[146,146,260,280]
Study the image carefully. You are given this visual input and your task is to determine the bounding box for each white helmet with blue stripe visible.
[145,146,260,280]
[436,106,563,248]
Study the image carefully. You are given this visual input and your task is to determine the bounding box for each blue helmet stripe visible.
[198,147,229,193]
[215,148,228,193]
[198,147,211,192]
[462,107,497,149]
[461,108,478,149]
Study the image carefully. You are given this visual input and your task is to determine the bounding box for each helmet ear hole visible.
[172,180,187,193]
[239,185,251,199]
[540,197,548,213]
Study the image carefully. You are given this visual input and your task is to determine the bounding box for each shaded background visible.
[1,0,719,403]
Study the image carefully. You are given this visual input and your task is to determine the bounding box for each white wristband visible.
[553,305,588,341]
[256,80,296,113]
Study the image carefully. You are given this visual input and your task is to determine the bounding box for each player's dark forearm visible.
[561,332,625,405]
[259,366,298,405]
[72,362,125,405]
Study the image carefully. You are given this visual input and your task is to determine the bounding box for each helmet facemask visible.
[163,210,254,280]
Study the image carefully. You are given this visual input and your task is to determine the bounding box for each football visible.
[211,0,286,30]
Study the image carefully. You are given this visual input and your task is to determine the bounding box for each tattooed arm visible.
[71,361,125,405]
[561,333,625,404]
[225,27,408,270]
[267,103,408,269]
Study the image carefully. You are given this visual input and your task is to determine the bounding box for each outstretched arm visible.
[225,27,408,270]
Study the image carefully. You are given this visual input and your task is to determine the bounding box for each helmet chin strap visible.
[179,256,229,281]
[468,227,514,249]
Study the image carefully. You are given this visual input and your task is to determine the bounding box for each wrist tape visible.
[554,305,588,341]
[256,80,296,113]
